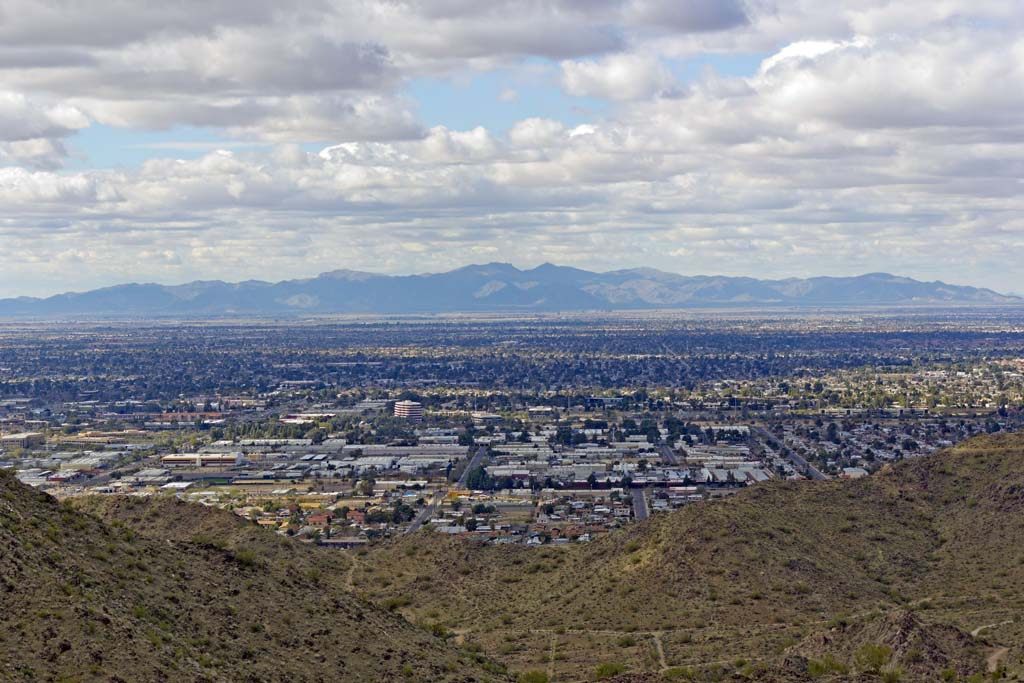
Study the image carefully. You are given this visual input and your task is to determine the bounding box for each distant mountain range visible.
[0,263,1018,317]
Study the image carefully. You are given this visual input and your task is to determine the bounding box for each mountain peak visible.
[319,269,379,281]
[0,265,1018,317]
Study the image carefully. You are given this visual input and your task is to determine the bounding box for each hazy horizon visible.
[1,261,1018,301]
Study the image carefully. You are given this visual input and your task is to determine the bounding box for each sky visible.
[1,0,1024,297]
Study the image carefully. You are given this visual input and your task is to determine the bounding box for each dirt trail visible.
[971,619,1013,637]
[987,647,1009,673]
[344,554,359,590]
[547,633,557,680]
[652,632,668,670]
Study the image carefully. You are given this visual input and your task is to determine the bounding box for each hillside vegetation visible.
[354,434,1024,682]
[13,434,1022,682]
[0,472,512,682]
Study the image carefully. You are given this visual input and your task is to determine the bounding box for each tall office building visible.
[393,400,423,422]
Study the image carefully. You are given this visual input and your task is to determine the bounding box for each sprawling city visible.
[3,308,1024,680]
[4,312,1024,541]
[4,1,1024,682]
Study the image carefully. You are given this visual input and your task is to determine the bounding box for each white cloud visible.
[0,0,759,142]
[508,118,565,147]
[561,53,675,100]
[758,38,869,75]
[0,91,87,143]
[627,0,749,33]
[0,92,87,169]
[1,1,1024,294]
[0,138,69,171]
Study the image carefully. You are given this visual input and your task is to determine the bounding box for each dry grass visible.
[357,434,1024,682]
[0,474,513,682]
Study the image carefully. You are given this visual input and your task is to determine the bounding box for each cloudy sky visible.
[2,0,1023,296]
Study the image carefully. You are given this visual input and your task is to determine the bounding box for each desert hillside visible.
[19,434,1023,682]
[0,470,512,682]
[353,434,1023,682]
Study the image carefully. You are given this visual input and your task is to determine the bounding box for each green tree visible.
[465,466,492,491]
[357,477,375,497]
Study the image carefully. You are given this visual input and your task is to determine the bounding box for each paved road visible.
[407,490,443,535]
[407,446,487,535]
[632,487,650,521]
[457,445,487,488]
[657,444,680,466]
[752,426,829,481]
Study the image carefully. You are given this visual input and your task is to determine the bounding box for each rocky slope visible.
[355,434,1024,681]
[46,434,1024,681]
[0,472,512,682]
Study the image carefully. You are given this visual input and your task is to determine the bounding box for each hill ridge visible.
[1,264,1018,317]
[0,468,512,682]
[6,434,1023,680]
[350,434,1024,681]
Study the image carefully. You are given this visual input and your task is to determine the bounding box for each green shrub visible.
[191,534,226,550]
[855,644,893,673]
[881,668,903,683]
[594,662,626,680]
[517,671,549,683]
[232,548,258,567]
[428,622,451,639]
[383,596,412,611]
[807,655,848,677]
